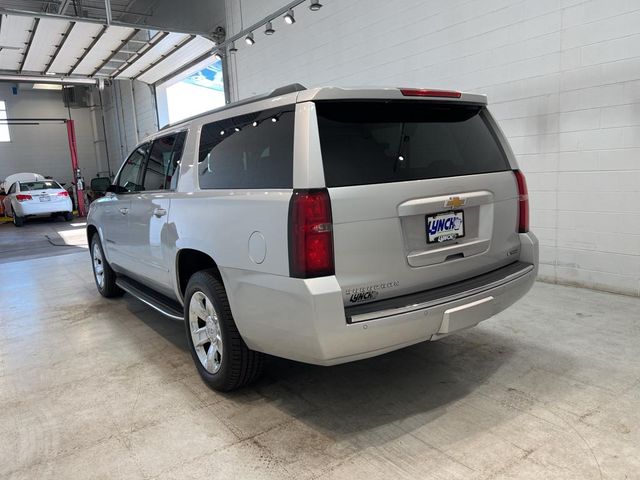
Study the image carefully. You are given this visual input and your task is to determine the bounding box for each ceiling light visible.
[229,42,237,53]
[245,32,255,46]
[45,71,56,76]
[252,121,259,127]
[271,117,278,123]
[283,9,295,24]
[264,21,275,35]
[32,83,62,90]
[214,53,223,61]
[309,0,323,11]
[234,127,241,132]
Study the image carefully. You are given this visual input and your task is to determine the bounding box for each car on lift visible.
[3,176,73,226]
[87,84,538,391]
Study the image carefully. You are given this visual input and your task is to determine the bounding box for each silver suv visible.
[87,85,538,391]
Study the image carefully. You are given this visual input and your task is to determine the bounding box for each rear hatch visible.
[314,99,521,306]
[19,181,68,205]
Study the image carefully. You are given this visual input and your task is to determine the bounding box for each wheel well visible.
[176,249,220,296]
[86,225,98,245]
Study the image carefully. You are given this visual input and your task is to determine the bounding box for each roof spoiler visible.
[269,83,306,98]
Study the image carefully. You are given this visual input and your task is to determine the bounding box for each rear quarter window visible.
[198,107,294,189]
[316,101,509,187]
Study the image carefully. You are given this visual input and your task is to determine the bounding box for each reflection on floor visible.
[1,251,639,479]
[0,217,87,263]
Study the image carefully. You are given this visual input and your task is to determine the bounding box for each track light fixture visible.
[229,42,237,53]
[283,9,295,24]
[264,21,275,35]
[245,32,255,45]
[309,0,322,11]
[214,52,223,61]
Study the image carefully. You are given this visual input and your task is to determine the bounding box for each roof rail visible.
[159,83,306,131]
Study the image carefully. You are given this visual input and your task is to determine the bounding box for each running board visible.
[116,276,184,321]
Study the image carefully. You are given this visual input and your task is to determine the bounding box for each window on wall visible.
[0,101,10,142]
[155,58,226,127]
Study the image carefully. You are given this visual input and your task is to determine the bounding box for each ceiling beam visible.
[43,21,75,75]
[18,17,39,73]
[57,0,72,15]
[0,6,214,39]
[0,72,97,84]
[67,24,107,75]
[110,31,169,78]
[90,27,139,77]
[132,35,195,81]
[104,0,112,24]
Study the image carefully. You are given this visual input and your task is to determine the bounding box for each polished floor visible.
[1,245,639,478]
[0,218,87,263]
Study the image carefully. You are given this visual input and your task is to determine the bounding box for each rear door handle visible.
[153,208,167,217]
[119,207,129,215]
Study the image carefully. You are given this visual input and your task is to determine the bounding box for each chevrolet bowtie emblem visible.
[445,196,466,209]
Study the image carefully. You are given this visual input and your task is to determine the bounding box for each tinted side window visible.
[8,183,16,194]
[198,108,294,189]
[142,133,185,191]
[117,144,149,192]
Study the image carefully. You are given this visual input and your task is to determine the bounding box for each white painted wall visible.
[0,82,102,188]
[226,0,640,296]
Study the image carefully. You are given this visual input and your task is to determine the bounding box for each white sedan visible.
[3,179,73,227]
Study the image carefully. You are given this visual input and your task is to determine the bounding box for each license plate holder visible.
[39,195,50,202]
[426,210,465,244]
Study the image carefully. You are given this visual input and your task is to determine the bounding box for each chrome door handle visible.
[119,207,129,215]
[153,208,167,217]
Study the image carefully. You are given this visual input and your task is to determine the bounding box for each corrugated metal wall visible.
[100,79,159,171]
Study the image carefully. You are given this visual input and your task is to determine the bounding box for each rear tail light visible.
[57,191,69,197]
[288,189,335,278]
[16,194,32,202]
[513,170,529,233]
[400,88,462,98]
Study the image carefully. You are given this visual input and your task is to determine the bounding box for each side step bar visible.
[116,276,184,321]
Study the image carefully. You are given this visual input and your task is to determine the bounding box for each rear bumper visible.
[16,199,72,216]
[224,232,538,365]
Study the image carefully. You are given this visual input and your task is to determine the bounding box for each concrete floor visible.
[0,218,87,263]
[1,249,639,479]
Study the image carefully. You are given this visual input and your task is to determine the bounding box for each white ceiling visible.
[0,13,217,84]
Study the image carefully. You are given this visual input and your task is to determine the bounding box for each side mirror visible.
[106,184,125,193]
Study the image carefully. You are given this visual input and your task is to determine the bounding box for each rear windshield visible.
[19,181,61,191]
[316,101,509,187]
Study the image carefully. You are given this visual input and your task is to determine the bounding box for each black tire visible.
[12,208,24,227]
[64,211,73,221]
[90,234,124,298]
[184,270,264,391]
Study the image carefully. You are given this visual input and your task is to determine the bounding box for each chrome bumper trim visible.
[349,263,534,324]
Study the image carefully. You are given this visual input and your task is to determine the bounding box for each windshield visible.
[19,181,62,191]
[316,101,509,187]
